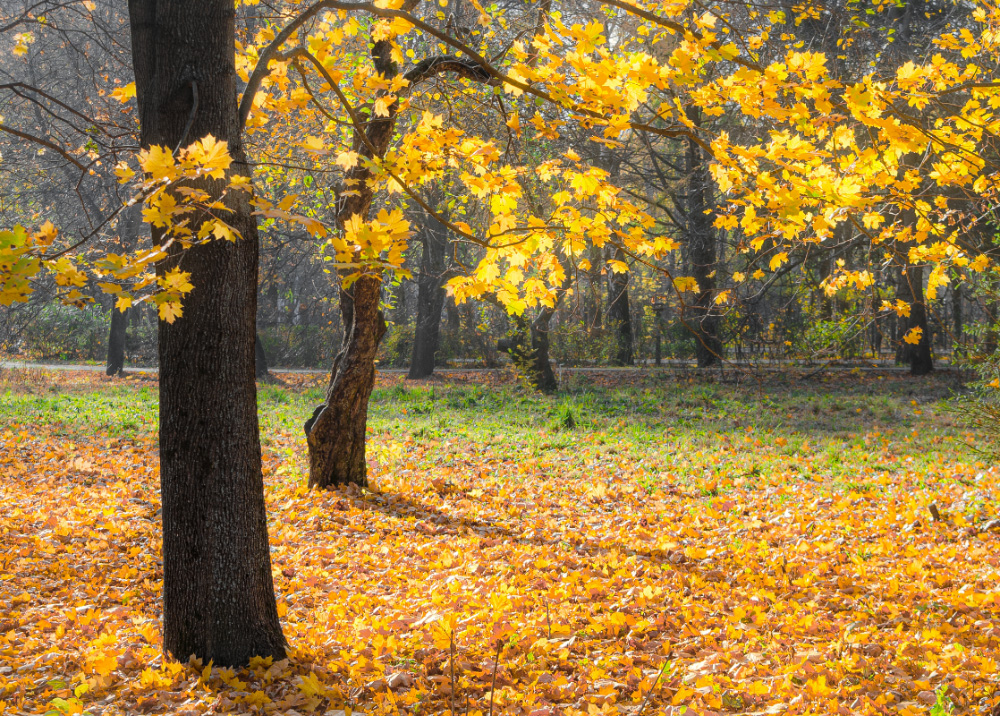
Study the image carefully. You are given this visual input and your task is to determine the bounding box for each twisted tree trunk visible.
[297,22,497,487]
[305,32,396,489]
[129,0,285,665]
[306,275,386,488]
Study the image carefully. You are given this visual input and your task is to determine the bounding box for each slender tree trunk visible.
[952,280,963,343]
[129,0,284,666]
[497,257,572,392]
[895,264,933,374]
[305,32,400,488]
[255,333,270,378]
[408,218,448,379]
[106,307,129,376]
[306,275,386,488]
[606,248,634,366]
[106,203,143,376]
[684,108,722,367]
[499,310,559,393]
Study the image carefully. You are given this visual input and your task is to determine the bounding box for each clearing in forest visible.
[1,368,998,716]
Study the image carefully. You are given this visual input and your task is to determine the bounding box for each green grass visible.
[0,369,978,490]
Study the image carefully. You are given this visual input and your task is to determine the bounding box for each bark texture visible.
[684,108,722,367]
[408,216,448,379]
[307,275,386,488]
[129,0,285,666]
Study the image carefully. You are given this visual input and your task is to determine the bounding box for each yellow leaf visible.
[110,82,136,103]
[903,326,923,345]
[139,145,176,182]
[159,301,183,323]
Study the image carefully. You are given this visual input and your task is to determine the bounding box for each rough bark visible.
[129,0,285,665]
[408,217,448,379]
[895,264,934,375]
[306,274,386,488]
[606,248,634,366]
[684,108,722,367]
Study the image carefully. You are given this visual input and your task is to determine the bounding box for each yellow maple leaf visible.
[903,326,923,345]
[159,301,183,323]
[139,145,177,182]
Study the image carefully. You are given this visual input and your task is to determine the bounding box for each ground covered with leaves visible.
[1,366,999,716]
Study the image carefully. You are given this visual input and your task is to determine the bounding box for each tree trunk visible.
[408,217,448,379]
[463,301,499,368]
[606,248,634,366]
[306,274,386,488]
[129,0,285,666]
[684,108,722,367]
[106,307,129,376]
[106,202,143,376]
[499,310,559,393]
[255,332,270,379]
[528,308,559,392]
[895,264,934,375]
[952,279,963,343]
[305,32,400,487]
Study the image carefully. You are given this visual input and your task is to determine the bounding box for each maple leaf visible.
[158,300,183,323]
[903,327,923,345]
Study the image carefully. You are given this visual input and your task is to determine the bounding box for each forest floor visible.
[1,366,998,716]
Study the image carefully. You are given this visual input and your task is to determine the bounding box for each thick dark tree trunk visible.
[528,308,559,392]
[684,108,722,367]
[106,307,129,376]
[408,218,448,379]
[895,264,934,375]
[255,333,270,379]
[606,248,634,366]
[306,275,386,488]
[129,0,285,665]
